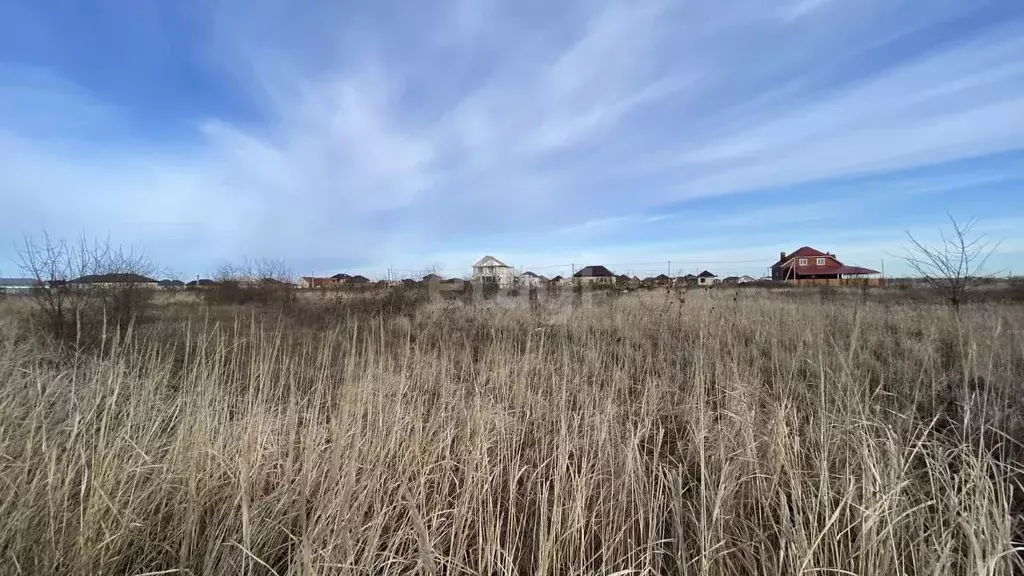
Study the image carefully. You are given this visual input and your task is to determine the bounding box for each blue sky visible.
[1,0,1023,280]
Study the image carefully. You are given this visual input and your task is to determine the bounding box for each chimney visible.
[780,251,786,261]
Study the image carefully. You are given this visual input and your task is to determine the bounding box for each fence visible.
[786,278,885,287]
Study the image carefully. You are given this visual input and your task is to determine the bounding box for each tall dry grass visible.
[0,290,1022,575]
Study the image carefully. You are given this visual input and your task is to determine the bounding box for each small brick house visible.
[771,247,879,281]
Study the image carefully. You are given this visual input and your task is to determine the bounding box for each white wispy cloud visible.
[1,0,1022,275]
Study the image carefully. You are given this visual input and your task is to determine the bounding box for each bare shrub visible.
[204,257,296,306]
[481,281,500,300]
[17,233,157,341]
[903,215,1002,309]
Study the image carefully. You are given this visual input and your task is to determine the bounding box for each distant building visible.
[300,273,374,289]
[518,271,547,287]
[615,275,640,288]
[0,277,40,294]
[72,273,158,288]
[678,274,698,287]
[573,265,616,286]
[422,274,444,283]
[771,247,879,282]
[157,279,185,290]
[305,274,369,288]
[472,255,515,287]
[300,277,328,289]
[443,277,466,289]
[697,270,718,286]
[186,279,217,289]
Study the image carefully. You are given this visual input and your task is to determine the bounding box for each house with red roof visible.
[771,247,879,282]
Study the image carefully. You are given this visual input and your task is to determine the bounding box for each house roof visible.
[73,273,157,284]
[698,270,716,278]
[833,266,879,276]
[422,274,443,281]
[773,246,831,267]
[574,265,614,278]
[349,275,370,283]
[550,275,564,281]
[158,279,185,286]
[520,271,550,280]
[774,246,878,276]
[653,274,671,280]
[723,276,740,282]
[786,265,879,277]
[473,255,510,268]
[331,273,351,280]
[682,274,697,280]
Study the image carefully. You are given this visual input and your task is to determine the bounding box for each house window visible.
[798,258,807,266]
[816,257,825,266]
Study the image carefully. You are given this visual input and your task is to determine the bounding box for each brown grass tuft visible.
[0,289,1022,574]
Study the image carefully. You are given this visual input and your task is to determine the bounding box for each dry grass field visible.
[1,287,1023,575]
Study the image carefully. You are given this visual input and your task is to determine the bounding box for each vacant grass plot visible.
[0,289,1022,575]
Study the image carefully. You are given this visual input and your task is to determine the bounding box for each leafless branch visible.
[17,232,158,340]
[902,215,1002,309]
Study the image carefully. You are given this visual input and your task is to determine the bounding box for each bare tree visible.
[208,256,295,305]
[418,263,445,280]
[215,256,293,284]
[18,233,158,340]
[902,215,1001,309]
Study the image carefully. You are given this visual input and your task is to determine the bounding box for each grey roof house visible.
[73,273,158,285]
[573,265,616,284]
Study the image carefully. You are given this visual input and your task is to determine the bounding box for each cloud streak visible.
[1,0,1022,276]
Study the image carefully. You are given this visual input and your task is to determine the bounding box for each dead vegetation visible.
[0,287,1022,575]
[17,233,160,341]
